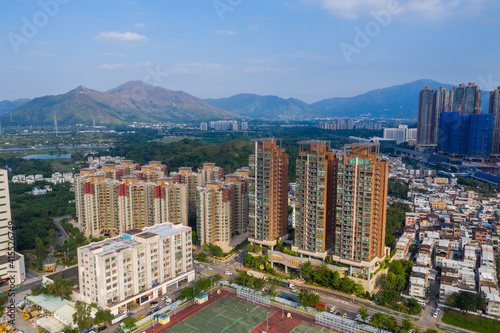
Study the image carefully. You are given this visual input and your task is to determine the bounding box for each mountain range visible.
[1,79,490,126]
[0,81,237,127]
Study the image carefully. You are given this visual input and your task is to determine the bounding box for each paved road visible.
[416,276,442,332]
[53,215,71,245]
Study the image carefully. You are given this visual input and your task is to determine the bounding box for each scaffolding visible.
[315,313,361,333]
[236,289,270,307]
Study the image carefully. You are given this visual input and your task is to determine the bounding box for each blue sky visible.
[1,0,499,103]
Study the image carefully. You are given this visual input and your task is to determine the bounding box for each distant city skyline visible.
[1,0,500,103]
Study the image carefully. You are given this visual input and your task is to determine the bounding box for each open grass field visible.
[442,310,500,333]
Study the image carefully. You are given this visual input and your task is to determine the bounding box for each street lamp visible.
[267,311,270,331]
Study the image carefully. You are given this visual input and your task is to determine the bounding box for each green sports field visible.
[291,321,336,333]
[167,296,271,333]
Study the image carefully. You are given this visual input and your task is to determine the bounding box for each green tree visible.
[339,276,356,294]
[370,313,385,328]
[385,315,398,331]
[267,278,279,298]
[122,317,136,330]
[94,308,114,326]
[62,326,78,333]
[332,271,341,289]
[35,237,47,270]
[300,261,313,281]
[358,306,368,320]
[299,289,320,307]
[72,301,94,332]
[211,245,224,257]
[425,329,438,333]
[401,316,415,333]
[38,328,50,333]
[47,228,59,250]
[407,298,422,315]
[448,291,486,314]
[243,253,253,267]
[197,252,207,260]
[0,294,8,316]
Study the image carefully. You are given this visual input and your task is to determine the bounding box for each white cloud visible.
[303,0,487,19]
[215,30,238,36]
[26,51,54,57]
[101,52,126,57]
[292,51,330,61]
[247,24,260,31]
[170,63,227,75]
[94,31,147,43]
[247,57,273,64]
[98,63,126,70]
[13,65,30,70]
[135,61,153,68]
[241,67,293,74]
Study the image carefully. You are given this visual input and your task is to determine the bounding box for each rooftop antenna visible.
[54,115,59,136]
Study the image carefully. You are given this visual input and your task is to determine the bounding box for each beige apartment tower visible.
[196,181,232,252]
[248,138,289,247]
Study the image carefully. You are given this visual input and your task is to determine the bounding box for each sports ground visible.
[145,289,337,333]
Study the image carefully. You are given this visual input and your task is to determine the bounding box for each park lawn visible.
[442,310,500,333]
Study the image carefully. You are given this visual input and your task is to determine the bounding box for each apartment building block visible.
[248,139,289,247]
[76,162,187,237]
[293,141,337,259]
[77,223,194,314]
[196,181,232,252]
[332,143,389,273]
[224,173,249,236]
[0,170,26,286]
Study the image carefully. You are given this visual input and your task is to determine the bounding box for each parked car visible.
[194,260,199,264]
[225,271,232,275]
[200,264,205,268]
[127,312,134,317]
[97,326,107,332]
[433,312,438,318]
[150,301,159,308]
[208,267,213,270]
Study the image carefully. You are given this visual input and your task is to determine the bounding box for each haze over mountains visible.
[1,79,489,127]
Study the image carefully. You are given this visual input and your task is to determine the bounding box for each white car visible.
[199,264,205,268]
[433,312,438,318]
[194,260,199,264]
[225,271,233,275]
[208,267,213,270]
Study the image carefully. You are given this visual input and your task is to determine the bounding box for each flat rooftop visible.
[0,253,21,265]
[46,266,80,289]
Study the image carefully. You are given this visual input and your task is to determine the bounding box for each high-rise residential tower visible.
[451,83,481,116]
[489,87,500,156]
[292,141,337,259]
[248,138,289,247]
[196,181,232,252]
[224,173,249,236]
[75,161,188,237]
[432,86,452,143]
[417,87,434,145]
[333,143,388,274]
[0,170,26,286]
